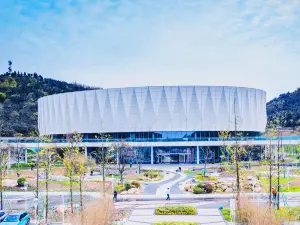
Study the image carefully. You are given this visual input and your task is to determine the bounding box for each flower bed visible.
[155,206,197,215]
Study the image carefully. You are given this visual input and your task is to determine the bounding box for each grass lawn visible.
[277,207,300,221]
[281,186,300,192]
[221,208,232,221]
[184,170,201,175]
[260,177,296,191]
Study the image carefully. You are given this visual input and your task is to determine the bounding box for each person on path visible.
[272,186,277,201]
[166,188,171,200]
[113,190,118,202]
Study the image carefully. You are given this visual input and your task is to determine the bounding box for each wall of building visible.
[38,86,267,135]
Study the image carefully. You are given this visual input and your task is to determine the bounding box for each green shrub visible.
[281,186,300,192]
[115,184,125,193]
[144,170,159,179]
[131,181,141,188]
[11,163,35,169]
[221,208,232,221]
[154,222,198,225]
[193,186,204,194]
[17,178,26,187]
[124,182,133,191]
[155,206,197,215]
[204,183,214,193]
[195,183,204,188]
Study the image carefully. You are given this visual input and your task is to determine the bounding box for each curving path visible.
[142,172,181,195]
[171,174,194,194]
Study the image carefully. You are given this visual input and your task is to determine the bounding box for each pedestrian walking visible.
[166,188,171,200]
[272,186,277,201]
[113,190,118,202]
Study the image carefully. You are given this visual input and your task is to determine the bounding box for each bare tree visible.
[0,142,11,210]
[38,146,60,223]
[265,125,277,209]
[91,134,112,195]
[112,142,135,182]
[63,132,82,214]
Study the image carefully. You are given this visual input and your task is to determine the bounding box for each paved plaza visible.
[115,200,227,225]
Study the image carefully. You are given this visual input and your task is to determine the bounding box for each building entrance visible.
[154,147,195,164]
[157,153,190,163]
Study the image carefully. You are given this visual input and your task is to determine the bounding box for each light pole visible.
[276,126,282,210]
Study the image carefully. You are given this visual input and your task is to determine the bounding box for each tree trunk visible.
[0,165,3,210]
[102,163,106,195]
[70,175,74,214]
[45,169,48,223]
[36,160,39,217]
[79,177,84,224]
[269,156,272,209]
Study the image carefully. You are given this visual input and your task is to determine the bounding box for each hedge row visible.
[155,206,197,215]
[154,222,198,225]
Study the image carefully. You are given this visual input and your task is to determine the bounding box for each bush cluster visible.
[115,180,141,193]
[11,163,35,169]
[155,206,197,215]
[193,183,214,194]
[114,184,125,193]
[195,174,218,182]
[131,181,141,188]
[144,170,159,179]
[17,177,26,187]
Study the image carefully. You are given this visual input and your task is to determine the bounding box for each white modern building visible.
[38,86,267,164]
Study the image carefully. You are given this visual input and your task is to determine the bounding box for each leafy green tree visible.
[0,93,6,102]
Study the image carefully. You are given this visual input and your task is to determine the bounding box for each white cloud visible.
[1,0,300,100]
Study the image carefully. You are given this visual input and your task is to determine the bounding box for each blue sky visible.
[1,0,300,100]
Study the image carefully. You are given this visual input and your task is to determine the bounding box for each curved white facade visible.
[38,86,267,135]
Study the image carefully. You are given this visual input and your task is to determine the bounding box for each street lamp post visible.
[276,126,282,210]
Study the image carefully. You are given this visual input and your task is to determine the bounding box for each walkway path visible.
[125,205,226,225]
[142,172,181,195]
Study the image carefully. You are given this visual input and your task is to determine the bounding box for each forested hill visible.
[0,71,97,137]
[267,87,300,128]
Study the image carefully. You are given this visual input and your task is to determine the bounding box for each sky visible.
[0,0,300,101]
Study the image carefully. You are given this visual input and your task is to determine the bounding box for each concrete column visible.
[25,148,28,164]
[196,146,200,165]
[84,147,88,159]
[8,149,11,169]
[151,146,154,164]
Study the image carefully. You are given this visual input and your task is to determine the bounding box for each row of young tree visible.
[218,122,300,223]
[0,132,135,224]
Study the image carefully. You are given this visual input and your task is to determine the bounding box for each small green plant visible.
[17,177,26,187]
[144,169,159,179]
[115,184,125,193]
[124,182,133,191]
[131,180,141,188]
[155,206,197,215]
[193,186,204,194]
[221,208,232,221]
